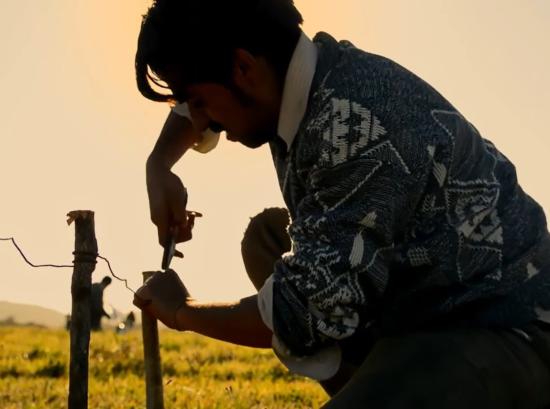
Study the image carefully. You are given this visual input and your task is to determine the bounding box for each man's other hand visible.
[133,269,190,330]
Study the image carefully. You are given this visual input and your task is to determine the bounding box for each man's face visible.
[184,82,277,149]
[169,49,282,148]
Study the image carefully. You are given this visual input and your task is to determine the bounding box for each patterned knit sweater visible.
[268,32,550,356]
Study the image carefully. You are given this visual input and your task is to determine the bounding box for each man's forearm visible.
[176,295,273,349]
[147,111,199,170]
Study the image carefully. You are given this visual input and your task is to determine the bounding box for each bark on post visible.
[141,271,165,409]
[67,210,97,409]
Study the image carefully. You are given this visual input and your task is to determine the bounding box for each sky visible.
[0,0,549,315]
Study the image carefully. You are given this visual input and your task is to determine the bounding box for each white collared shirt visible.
[276,31,319,150]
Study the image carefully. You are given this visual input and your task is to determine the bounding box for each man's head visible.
[135,0,303,148]
[101,276,112,288]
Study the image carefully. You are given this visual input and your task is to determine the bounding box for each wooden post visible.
[67,211,97,409]
[141,271,165,409]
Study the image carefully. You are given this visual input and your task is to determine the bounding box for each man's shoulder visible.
[293,32,462,174]
[310,31,447,106]
[312,31,403,83]
[312,31,372,57]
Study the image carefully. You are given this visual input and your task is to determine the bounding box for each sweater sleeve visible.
[257,274,342,380]
[271,121,431,356]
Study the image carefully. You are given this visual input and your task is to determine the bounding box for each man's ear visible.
[232,48,259,89]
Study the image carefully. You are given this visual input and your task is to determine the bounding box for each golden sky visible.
[1,0,549,315]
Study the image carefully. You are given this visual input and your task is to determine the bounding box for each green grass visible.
[0,327,328,408]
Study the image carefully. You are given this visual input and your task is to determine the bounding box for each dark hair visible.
[135,0,304,103]
[102,276,112,285]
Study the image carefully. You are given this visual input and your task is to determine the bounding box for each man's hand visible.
[133,269,190,330]
[135,271,272,347]
[146,111,203,247]
[146,160,195,246]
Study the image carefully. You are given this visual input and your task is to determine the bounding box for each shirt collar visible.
[277,32,319,151]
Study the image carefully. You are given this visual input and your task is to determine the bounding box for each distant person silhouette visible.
[90,276,112,331]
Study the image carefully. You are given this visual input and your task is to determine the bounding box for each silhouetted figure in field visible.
[90,276,112,331]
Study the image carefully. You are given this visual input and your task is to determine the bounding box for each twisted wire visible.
[1,237,136,294]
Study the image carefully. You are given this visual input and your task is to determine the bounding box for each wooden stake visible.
[141,271,165,409]
[67,210,97,409]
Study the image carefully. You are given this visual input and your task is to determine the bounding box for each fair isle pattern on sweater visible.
[268,32,550,356]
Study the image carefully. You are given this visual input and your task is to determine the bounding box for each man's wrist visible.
[174,300,193,331]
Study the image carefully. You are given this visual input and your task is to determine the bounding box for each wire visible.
[0,237,73,268]
[1,237,137,294]
[97,255,136,294]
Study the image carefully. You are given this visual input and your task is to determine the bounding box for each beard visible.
[228,84,277,149]
[238,130,276,148]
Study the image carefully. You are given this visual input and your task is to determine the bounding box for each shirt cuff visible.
[171,102,192,119]
[171,103,221,154]
[257,274,275,331]
[257,274,342,381]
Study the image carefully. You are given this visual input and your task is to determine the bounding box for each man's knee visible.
[241,207,291,290]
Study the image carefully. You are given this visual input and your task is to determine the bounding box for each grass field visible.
[0,326,328,408]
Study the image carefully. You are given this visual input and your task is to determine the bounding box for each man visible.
[133,0,550,407]
[91,276,112,331]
